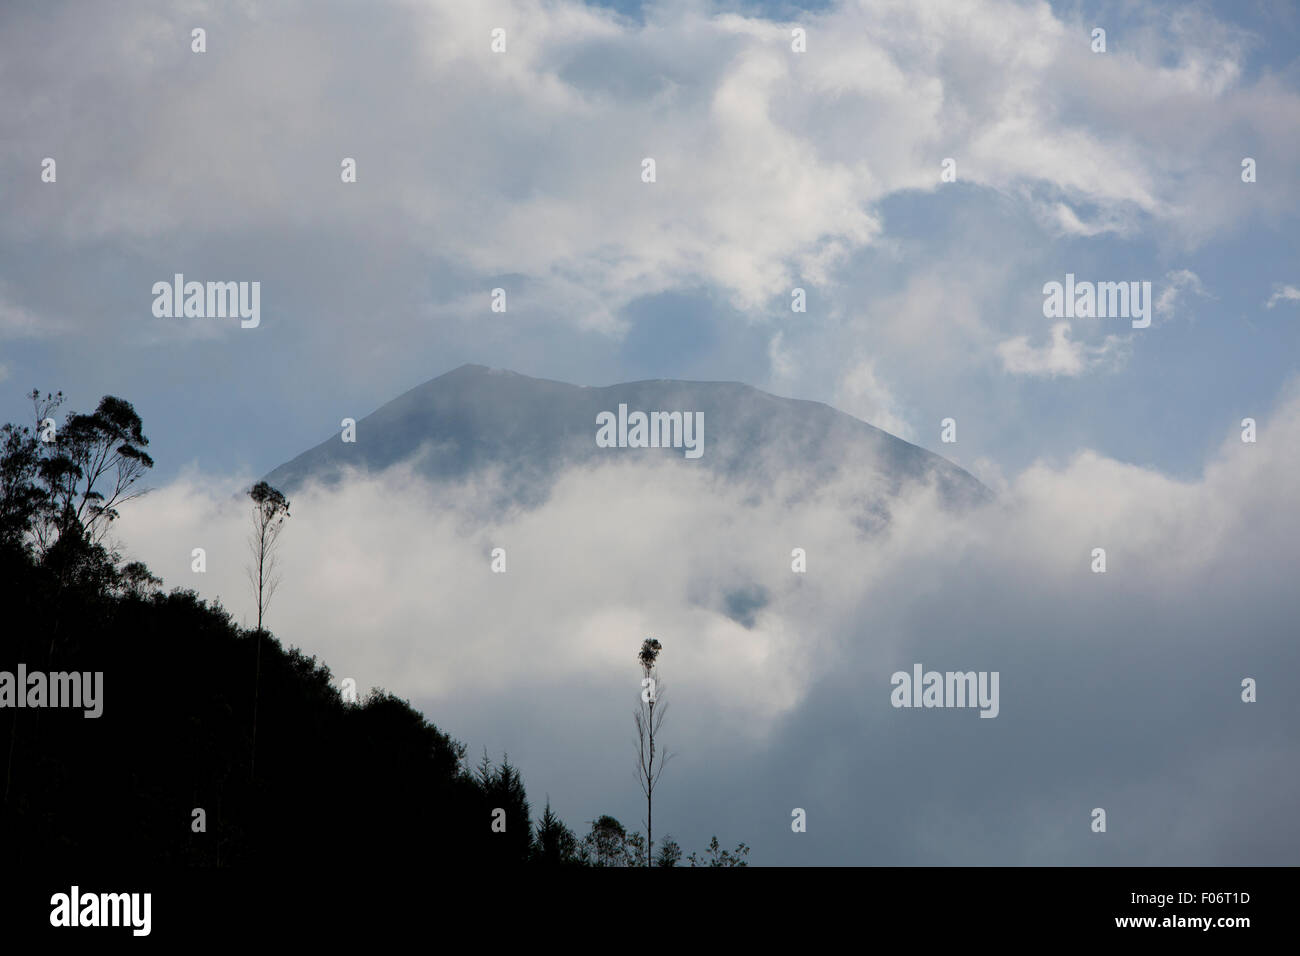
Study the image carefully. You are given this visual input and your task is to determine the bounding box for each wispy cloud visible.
[996,322,1128,378]
[1265,284,1300,309]
[1155,269,1212,323]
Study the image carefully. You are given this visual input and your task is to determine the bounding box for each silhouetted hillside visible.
[0,390,745,868]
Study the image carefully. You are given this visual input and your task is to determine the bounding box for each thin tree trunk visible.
[2,711,17,805]
[647,698,654,867]
[250,628,261,780]
[250,545,264,781]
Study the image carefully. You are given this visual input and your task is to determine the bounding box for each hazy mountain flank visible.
[264,365,990,515]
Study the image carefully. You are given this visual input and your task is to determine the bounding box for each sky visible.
[1,0,1297,864]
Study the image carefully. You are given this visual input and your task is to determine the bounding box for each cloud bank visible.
[112,375,1300,864]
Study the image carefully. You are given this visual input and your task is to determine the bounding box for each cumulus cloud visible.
[4,0,1295,479]
[2,0,1294,329]
[996,321,1128,378]
[111,376,1300,864]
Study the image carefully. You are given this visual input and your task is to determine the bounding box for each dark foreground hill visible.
[0,390,743,869]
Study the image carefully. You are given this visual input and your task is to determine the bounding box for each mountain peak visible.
[264,366,990,514]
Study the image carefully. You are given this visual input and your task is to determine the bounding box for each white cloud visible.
[0,283,57,338]
[1155,268,1212,322]
[110,375,1300,863]
[2,0,1293,328]
[1265,284,1300,309]
[996,321,1127,378]
[835,358,912,438]
[767,330,797,385]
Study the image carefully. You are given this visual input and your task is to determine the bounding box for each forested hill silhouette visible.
[0,391,746,868]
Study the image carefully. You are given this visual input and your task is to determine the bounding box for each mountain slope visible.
[263,364,990,512]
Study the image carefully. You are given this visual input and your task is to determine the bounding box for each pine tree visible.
[531,799,579,865]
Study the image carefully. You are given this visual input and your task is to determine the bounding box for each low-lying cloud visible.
[113,378,1300,863]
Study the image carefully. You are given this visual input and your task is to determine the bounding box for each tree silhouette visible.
[246,481,289,633]
[14,391,149,544]
[531,799,579,865]
[475,750,533,863]
[1,391,152,801]
[579,815,633,867]
[635,637,671,867]
[654,835,682,867]
[246,481,289,780]
[685,835,750,867]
